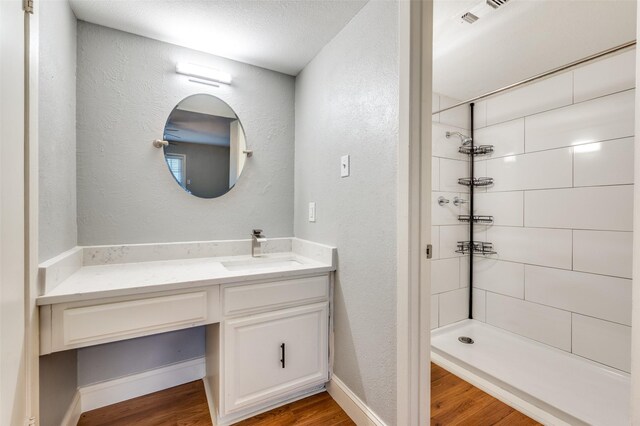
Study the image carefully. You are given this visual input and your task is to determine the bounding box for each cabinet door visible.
[223,302,329,414]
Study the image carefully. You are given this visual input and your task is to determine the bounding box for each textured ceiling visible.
[434,0,637,101]
[69,0,367,76]
[69,0,637,99]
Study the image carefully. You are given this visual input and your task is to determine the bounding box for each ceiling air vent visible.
[486,0,510,9]
[461,12,479,24]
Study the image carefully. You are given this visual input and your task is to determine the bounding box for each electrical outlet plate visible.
[341,155,350,177]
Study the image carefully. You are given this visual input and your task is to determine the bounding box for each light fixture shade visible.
[175,62,232,85]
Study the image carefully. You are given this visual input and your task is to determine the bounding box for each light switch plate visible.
[341,155,350,177]
[308,202,316,222]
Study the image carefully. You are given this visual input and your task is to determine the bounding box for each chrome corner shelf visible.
[458,145,494,156]
[458,177,494,187]
[458,215,494,224]
[456,241,497,256]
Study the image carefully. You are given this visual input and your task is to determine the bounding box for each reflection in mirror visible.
[163,94,247,199]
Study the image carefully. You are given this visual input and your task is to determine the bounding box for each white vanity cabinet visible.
[221,302,329,414]
[211,274,331,424]
[37,239,336,425]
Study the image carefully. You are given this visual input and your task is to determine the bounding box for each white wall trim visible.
[1,2,28,424]
[60,391,82,426]
[327,375,387,426]
[26,4,41,422]
[396,1,433,425]
[431,352,576,426]
[78,357,206,412]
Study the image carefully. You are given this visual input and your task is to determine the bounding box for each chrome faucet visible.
[251,229,267,257]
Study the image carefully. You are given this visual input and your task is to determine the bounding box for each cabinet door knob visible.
[280,343,286,368]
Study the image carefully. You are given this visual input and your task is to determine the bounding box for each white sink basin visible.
[221,257,304,272]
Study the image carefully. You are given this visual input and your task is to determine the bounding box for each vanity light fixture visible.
[175,62,232,85]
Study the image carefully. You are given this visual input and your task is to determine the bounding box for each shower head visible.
[446,131,472,145]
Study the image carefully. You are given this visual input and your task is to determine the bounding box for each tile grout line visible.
[570,312,573,354]
[523,110,527,154]
[479,134,634,160]
[523,265,527,301]
[571,145,575,189]
[571,229,574,271]
[480,289,632,328]
[522,185,525,229]
[483,87,635,128]
[486,223,632,233]
[484,286,488,323]
[468,182,635,195]
[471,256,631,280]
[571,69,575,105]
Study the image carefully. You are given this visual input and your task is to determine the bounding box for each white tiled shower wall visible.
[430,94,472,329]
[432,49,636,372]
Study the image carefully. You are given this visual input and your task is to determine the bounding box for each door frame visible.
[26,0,40,423]
[397,1,432,425]
[0,0,37,424]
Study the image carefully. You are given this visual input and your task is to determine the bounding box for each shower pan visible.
[432,321,629,425]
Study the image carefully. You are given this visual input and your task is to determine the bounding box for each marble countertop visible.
[37,238,336,305]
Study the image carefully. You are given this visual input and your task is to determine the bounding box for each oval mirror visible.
[162,94,247,198]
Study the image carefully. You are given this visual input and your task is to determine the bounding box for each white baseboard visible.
[327,375,387,426]
[78,357,206,413]
[60,390,82,426]
[67,360,369,426]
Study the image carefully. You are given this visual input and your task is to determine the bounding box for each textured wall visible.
[74,22,294,391]
[39,0,77,262]
[294,1,399,423]
[77,327,205,386]
[76,22,295,245]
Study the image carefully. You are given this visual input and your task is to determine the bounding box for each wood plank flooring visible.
[431,363,540,426]
[77,383,352,426]
[77,380,211,426]
[78,364,540,425]
[234,392,354,426]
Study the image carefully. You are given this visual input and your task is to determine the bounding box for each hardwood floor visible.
[78,364,540,426]
[234,392,354,426]
[77,383,353,426]
[431,363,541,426]
[77,380,211,426]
